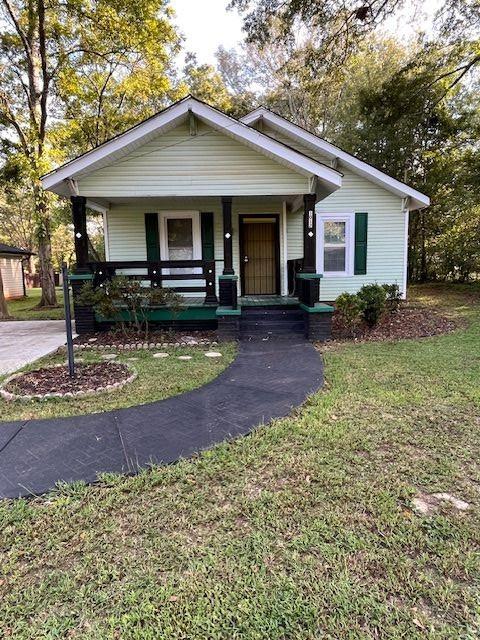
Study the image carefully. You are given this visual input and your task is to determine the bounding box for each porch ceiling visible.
[84,194,314,213]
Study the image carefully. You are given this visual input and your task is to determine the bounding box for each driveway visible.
[0,339,324,498]
[0,320,72,376]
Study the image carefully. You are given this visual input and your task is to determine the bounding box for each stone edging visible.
[0,362,137,403]
[72,339,217,351]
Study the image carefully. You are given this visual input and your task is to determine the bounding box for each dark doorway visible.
[239,215,280,295]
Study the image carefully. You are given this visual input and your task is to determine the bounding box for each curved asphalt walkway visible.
[0,339,323,499]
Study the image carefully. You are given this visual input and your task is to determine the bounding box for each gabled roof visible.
[41,96,342,199]
[241,107,430,210]
[0,243,31,256]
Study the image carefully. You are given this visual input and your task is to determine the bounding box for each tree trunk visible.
[0,267,11,319]
[419,210,428,283]
[34,184,57,307]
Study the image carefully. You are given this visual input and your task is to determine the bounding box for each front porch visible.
[69,192,334,340]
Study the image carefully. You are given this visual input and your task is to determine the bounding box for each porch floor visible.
[239,295,300,307]
[178,297,218,307]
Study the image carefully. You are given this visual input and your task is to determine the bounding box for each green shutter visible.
[354,212,368,275]
[201,212,214,260]
[145,213,160,261]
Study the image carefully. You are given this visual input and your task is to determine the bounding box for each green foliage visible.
[334,292,364,336]
[182,53,233,113]
[357,283,387,327]
[221,3,480,284]
[382,284,402,313]
[77,277,182,337]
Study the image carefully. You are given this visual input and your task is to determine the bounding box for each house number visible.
[308,210,314,229]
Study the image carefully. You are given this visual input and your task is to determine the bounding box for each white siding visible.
[316,168,406,298]
[103,122,407,301]
[0,256,24,299]
[78,122,309,198]
[286,167,406,298]
[106,198,286,297]
[263,125,407,299]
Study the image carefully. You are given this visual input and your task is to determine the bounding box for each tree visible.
[220,28,480,282]
[0,178,35,256]
[229,0,405,63]
[182,53,233,113]
[0,267,11,319]
[0,0,181,307]
[230,0,480,92]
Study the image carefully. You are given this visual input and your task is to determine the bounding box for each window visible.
[159,211,201,274]
[317,213,354,276]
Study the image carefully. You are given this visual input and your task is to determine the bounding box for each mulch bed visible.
[2,363,135,400]
[332,306,457,342]
[73,329,216,349]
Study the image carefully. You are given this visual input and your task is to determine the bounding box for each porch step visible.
[239,306,305,339]
[241,308,304,321]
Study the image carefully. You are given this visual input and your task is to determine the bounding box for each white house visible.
[41,96,429,339]
[0,243,30,300]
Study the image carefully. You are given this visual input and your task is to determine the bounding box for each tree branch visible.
[2,0,33,62]
[0,92,30,156]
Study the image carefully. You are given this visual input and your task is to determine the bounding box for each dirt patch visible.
[412,491,470,516]
[2,363,135,400]
[332,306,457,342]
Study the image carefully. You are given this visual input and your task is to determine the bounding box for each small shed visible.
[0,243,31,299]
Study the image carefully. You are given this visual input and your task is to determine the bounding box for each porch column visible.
[302,193,317,274]
[219,196,237,308]
[222,196,234,275]
[297,192,321,310]
[71,195,88,270]
[70,195,95,334]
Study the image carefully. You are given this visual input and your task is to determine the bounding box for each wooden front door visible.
[240,216,280,295]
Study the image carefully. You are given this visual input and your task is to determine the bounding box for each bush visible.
[335,292,365,336]
[382,283,402,313]
[357,284,387,327]
[77,277,182,336]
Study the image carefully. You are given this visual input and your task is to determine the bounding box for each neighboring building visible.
[41,96,430,339]
[0,243,31,300]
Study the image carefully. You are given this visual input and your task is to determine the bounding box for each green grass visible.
[0,284,479,639]
[5,287,66,320]
[0,343,237,422]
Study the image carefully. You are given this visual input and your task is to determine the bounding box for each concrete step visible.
[240,320,305,333]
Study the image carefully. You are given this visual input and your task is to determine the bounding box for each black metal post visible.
[62,263,75,378]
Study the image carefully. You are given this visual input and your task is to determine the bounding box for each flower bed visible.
[73,330,216,350]
[1,362,136,401]
[332,306,457,342]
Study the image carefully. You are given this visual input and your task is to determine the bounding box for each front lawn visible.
[0,343,236,422]
[5,287,66,320]
[1,284,479,638]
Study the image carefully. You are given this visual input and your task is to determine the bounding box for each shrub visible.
[382,283,402,313]
[335,292,365,336]
[77,277,182,336]
[357,283,387,327]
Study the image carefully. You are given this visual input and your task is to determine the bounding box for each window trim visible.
[317,212,355,277]
[158,211,202,274]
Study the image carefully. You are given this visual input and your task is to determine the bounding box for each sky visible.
[169,0,443,67]
[170,0,244,65]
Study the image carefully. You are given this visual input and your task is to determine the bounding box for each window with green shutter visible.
[354,212,368,275]
[145,213,160,261]
[200,212,214,260]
